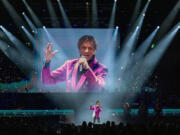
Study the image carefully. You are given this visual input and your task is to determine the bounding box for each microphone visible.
[79,56,85,72]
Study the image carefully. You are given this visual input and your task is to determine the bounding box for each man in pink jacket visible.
[89,100,102,124]
[41,35,108,92]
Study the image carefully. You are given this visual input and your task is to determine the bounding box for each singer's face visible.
[79,41,96,61]
[96,102,100,106]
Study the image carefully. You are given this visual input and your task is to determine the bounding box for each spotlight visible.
[148,0,151,2]
[0,25,3,29]
[136,26,139,30]
[178,26,180,29]
[43,26,46,29]
[116,26,119,29]
[86,2,89,6]
[114,0,117,2]
[21,26,24,29]
[157,26,160,29]
[22,12,25,15]
[142,13,145,16]
[57,0,59,2]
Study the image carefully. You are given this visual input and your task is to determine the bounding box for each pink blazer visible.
[89,105,102,118]
[41,58,108,92]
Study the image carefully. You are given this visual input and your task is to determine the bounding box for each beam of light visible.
[22,12,37,33]
[92,0,99,27]
[121,26,160,93]
[0,28,8,40]
[57,0,72,28]
[140,0,151,15]
[86,2,90,27]
[46,0,60,27]
[128,0,142,30]
[129,14,145,52]
[134,26,160,61]
[116,22,178,105]
[153,0,180,43]
[142,22,180,72]
[108,0,117,28]
[116,27,139,80]
[0,39,12,55]
[0,28,14,47]
[128,21,180,94]
[21,26,36,48]
[116,0,151,80]
[1,0,30,41]
[123,0,151,46]
[116,21,145,93]
[0,39,31,75]
[1,0,27,28]
[128,0,151,48]
[116,27,139,78]
[103,27,119,91]
[22,0,43,27]
[0,26,34,72]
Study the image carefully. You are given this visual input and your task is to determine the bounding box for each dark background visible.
[0,0,180,97]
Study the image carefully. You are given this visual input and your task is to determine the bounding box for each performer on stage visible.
[89,100,102,124]
[41,35,108,92]
[123,102,131,121]
[154,102,162,120]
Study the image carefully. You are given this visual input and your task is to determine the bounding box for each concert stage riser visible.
[1,109,180,117]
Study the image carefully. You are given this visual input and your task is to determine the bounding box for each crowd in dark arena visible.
[0,116,180,135]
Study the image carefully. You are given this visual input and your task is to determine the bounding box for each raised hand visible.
[44,43,58,63]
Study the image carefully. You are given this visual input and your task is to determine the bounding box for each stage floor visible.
[1,109,180,116]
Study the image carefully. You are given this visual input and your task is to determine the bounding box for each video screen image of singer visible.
[35,28,118,93]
